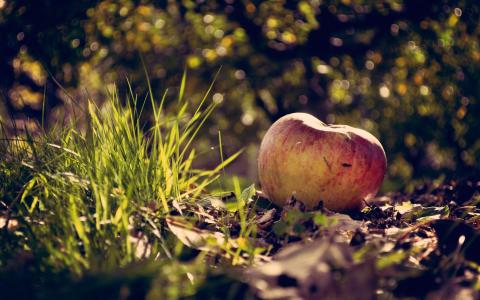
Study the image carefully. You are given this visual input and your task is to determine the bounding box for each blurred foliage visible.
[1,0,480,189]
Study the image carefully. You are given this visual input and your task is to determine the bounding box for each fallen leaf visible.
[166,216,226,253]
[248,239,376,300]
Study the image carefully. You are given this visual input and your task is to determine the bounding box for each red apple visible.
[258,113,387,212]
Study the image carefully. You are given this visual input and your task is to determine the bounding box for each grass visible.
[0,76,256,299]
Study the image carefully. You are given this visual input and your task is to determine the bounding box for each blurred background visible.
[1,0,479,191]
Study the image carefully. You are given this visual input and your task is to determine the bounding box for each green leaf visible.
[241,184,256,202]
[376,250,407,270]
[313,213,329,227]
[273,221,288,236]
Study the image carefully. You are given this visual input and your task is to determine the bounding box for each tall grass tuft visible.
[0,75,241,279]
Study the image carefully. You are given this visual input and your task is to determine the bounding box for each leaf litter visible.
[165,177,480,299]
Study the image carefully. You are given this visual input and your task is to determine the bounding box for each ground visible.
[1,97,480,299]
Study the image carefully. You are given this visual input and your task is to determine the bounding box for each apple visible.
[258,113,387,212]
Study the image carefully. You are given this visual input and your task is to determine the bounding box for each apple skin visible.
[258,113,387,212]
